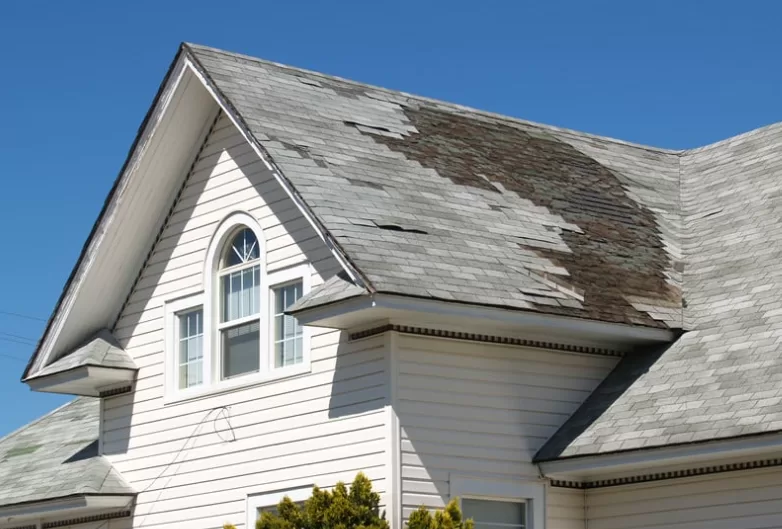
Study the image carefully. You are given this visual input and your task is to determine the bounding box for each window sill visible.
[163,363,311,405]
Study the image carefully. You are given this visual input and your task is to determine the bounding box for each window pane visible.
[462,499,526,529]
[273,281,304,368]
[222,264,260,322]
[222,321,260,379]
[224,227,260,267]
[178,309,203,389]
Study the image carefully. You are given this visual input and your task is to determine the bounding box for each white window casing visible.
[450,475,546,529]
[163,211,312,402]
[246,484,313,529]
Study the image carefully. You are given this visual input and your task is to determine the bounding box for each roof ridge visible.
[0,398,82,446]
[184,43,682,155]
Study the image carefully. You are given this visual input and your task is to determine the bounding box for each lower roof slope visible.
[187,44,683,330]
[538,122,782,459]
[0,397,134,508]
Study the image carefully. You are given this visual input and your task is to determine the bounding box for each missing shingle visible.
[297,76,322,88]
[344,120,391,133]
[374,223,428,235]
[279,141,311,156]
[347,178,385,190]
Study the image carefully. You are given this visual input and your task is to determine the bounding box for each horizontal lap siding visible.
[396,335,616,521]
[586,468,782,529]
[105,114,388,529]
[548,487,585,529]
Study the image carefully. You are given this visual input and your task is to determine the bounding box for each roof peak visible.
[184,42,685,155]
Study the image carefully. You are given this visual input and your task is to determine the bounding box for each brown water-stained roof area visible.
[187,43,683,330]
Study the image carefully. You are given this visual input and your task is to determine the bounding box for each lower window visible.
[247,485,312,528]
[461,499,527,529]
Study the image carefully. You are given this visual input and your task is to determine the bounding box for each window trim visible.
[246,484,313,529]
[164,291,206,401]
[268,264,312,374]
[450,475,545,529]
[163,212,312,404]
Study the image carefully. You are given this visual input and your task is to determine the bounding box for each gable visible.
[111,111,339,378]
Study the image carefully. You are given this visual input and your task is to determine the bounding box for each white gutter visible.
[538,431,782,479]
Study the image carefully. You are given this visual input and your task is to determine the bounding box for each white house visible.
[2,42,782,529]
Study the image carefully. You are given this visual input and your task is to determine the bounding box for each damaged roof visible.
[184,44,782,458]
[0,397,134,508]
[186,43,683,330]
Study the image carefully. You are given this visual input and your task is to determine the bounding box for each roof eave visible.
[537,430,782,481]
[24,365,136,397]
[0,493,135,525]
[22,43,192,381]
[292,292,674,348]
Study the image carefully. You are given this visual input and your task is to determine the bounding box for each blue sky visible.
[1,0,781,437]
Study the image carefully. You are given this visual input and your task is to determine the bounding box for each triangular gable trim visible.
[26,44,369,379]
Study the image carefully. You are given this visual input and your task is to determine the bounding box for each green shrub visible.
[250,473,472,529]
[407,500,473,529]
[256,473,387,529]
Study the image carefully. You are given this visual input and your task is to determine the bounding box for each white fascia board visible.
[538,431,782,479]
[30,52,191,377]
[292,292,673,346]
[182,52,368,292]
[26,366,135,396]
[0,494,132,523]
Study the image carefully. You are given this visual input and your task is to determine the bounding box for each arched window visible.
[218,227,262,379]
[164,211,312,398]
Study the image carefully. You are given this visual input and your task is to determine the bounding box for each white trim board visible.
[537,430,782,480]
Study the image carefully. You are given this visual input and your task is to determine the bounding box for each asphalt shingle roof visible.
[181,44,782,458]
[187,43,682,330]
[28,329,136,380]
[0,397,134,508]
[538,124,782,459]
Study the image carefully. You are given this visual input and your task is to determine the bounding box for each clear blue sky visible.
[1,0,780,437]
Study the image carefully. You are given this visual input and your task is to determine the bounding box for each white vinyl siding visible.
[547,486,585,529]
[105,114,388,529]
[585,467,782,529]
[395,334,617,521]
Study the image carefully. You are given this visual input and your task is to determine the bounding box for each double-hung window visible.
[218,227,262,380]
[164,213,312,400]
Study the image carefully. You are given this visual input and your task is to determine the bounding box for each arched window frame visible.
[197,211,312,389]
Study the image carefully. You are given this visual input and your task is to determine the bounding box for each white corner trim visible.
[384,331,401,529]
[245,484,313,529]
[182,56,367,291]
[450,475,546,529]
[537,430,782,479]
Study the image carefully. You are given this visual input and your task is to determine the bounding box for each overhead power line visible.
[0,336,35,347]
[0,352,26,362]
[0,332,36,344]
[0,310,46,322]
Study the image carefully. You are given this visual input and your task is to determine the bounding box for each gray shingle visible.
[28,329,136,380]
[185,43,683,330]
[181,44,782,458]
[0,398,134,507]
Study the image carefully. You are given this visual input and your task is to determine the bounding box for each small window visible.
[461,499,526,529]
[177,308,204,389]
[272,280,304,368]
[247,485,313,528]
